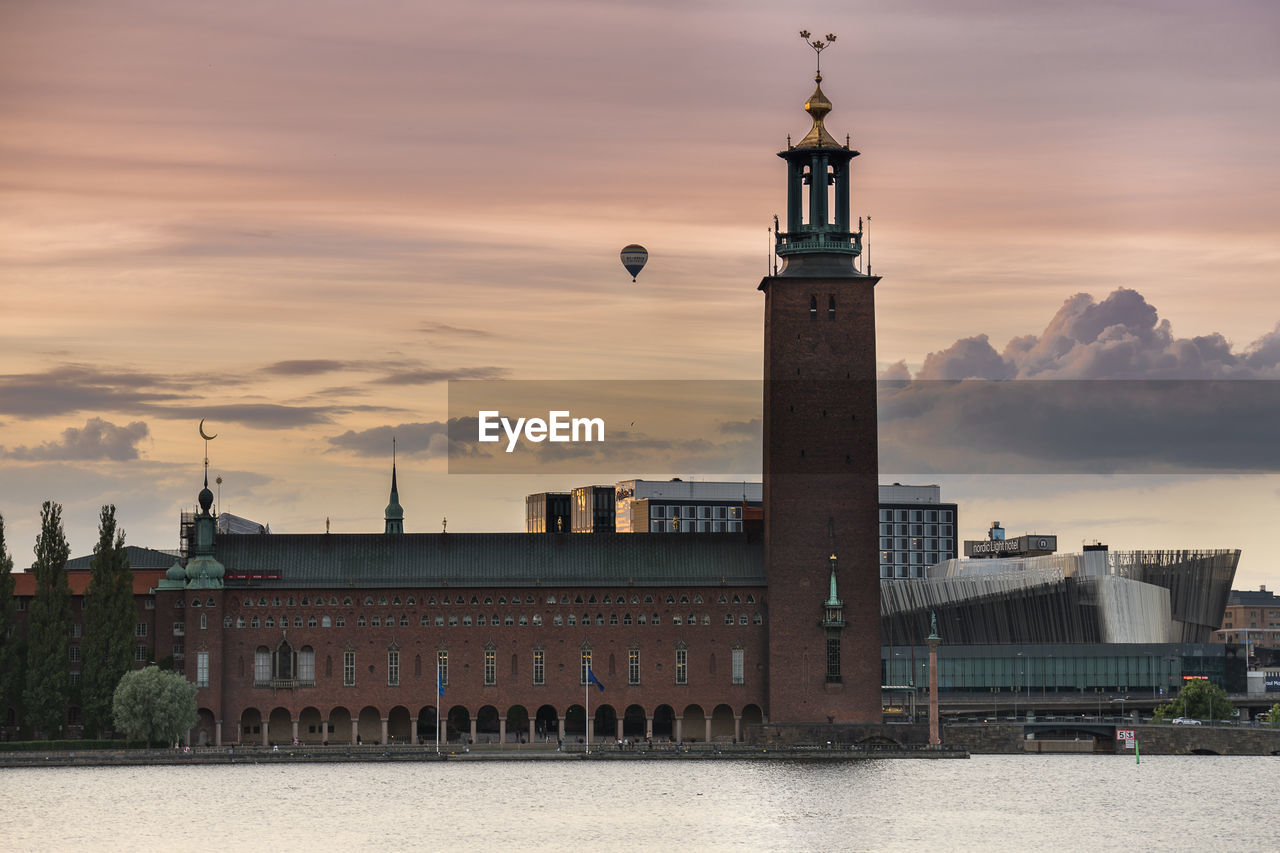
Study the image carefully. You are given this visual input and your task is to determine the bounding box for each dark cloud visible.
[260,359,348,376]
[718,418,761,437]
[883,289,1280,473]
[917,334,1016,381]
[908,289,1280,381]
[373,366,508,385]
[2,417,149,461]
[911,289,1280,379]
[418,322,494,339]
[327,421,452,457]
[148,404,338,428]
[0,362,406,427]
[0,364,187,417]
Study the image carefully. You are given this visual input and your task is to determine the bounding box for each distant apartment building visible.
[524,492,570,533]
[570,485,615,533]
[615,479,761,533]
[877,484,959,579]
[1213,585,1280,655]
[525,480,958,578]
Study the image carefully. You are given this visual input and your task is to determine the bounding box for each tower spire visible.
[385,437,404,534]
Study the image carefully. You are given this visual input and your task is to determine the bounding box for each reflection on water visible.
[0,755,1275,852]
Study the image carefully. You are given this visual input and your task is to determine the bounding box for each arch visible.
[711,704,735,739]
[358,706,382,744]
[740,704,764,730]
[298,706,323,743]
[238,707,262,744]
[447,706,471,744]
[327,706,352,744]
[476,705,501,742]
[564,703,586,736]
[267,707,292,745]
[535,705,559,741]
[417,705,439,742]
[681,704,706,742]
[593,704,618,742]
[652,704,675,740]
[275,640,294,680]
[623,704,647,737]
[195,708,216,746]
[387,706,412,743]
[506,705,530,742]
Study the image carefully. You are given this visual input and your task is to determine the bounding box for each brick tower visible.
[761,36,881,723]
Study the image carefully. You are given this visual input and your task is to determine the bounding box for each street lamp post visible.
[1015,652,1023,719]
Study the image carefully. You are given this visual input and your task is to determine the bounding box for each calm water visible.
[1,756,1276,852]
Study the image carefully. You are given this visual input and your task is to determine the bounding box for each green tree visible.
[1153,678,1234,722]
[0,514,23,720]
[112,665,198,747]
[22,501,72,737]
[80,506,135,737]
[1269,702,1280,728]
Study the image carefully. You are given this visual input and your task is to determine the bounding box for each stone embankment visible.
[945,722,1280,755]
[0,740,967,768]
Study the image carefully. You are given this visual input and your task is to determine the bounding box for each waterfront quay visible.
[0,740,968,768]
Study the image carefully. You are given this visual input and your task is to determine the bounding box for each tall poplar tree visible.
[23,501,72,738]
[0,513,22,720]
[81,505,135,737]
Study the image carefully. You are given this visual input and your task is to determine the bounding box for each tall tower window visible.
[675,649,688,685]
[826,637,841,683]
[828,294,836,319]
[484,648,496,686]
[810,294,818,319]
[628,649,641,685]
[580,649,592,685]
[343,650,355,687]
[533,650,545,685]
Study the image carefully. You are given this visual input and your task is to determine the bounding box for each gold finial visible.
[796,31,840,148]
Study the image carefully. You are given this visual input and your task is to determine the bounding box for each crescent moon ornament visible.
[199,419,217,441]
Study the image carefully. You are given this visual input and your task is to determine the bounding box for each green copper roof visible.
[216,532,764,589]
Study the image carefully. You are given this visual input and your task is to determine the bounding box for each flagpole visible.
[585,666,590,755]
[435,662,441,755]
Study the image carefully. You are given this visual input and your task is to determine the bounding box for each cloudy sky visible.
[2,1,1278,589]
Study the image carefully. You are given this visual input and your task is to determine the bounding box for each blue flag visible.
[588,668,605,692]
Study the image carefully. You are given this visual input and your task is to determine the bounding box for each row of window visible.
[648,520,744,533]
[233,592,760,608]
[253,645,745,689]
[649,505,745,520]
[879,509,954,523]
[879,523,953,537]
[880,551,949,566]
[221,611,765,630]
[880,537,955,552]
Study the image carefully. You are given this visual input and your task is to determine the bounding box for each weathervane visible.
[198,418,217,486]
[799,30,837,73]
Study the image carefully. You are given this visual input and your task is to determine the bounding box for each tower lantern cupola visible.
[775,32,865,276]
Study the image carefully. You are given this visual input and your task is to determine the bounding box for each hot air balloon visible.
[620,244,648,282]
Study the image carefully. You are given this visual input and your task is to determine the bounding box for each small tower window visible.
[809,295,818,319]
[828,294,835,320]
